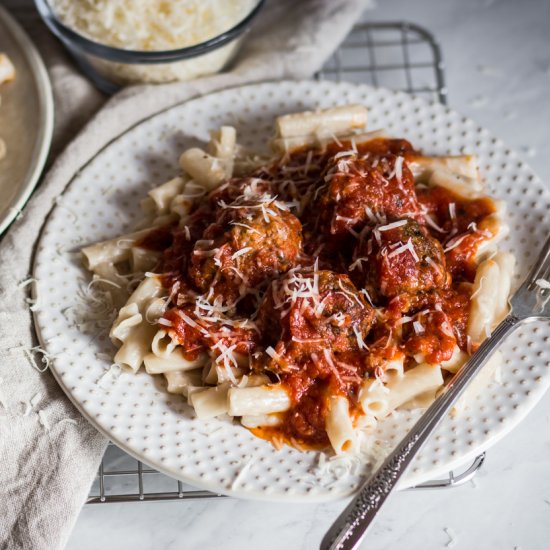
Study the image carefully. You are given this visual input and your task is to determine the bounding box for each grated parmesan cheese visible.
[425,256,443,275]
[17,277,36,289]
[50,0,257,51]
[212,341,239,384]
[175,310,201,330]
[448,202,457,222]
[352,325,368,350]
[48,0,258,84]
[231,247,252,260]
[96,364,122,388]
[333,150,356,160]
[349,257,368,272]
[377,219,408,232]
[230,221,263,236]
[387,156,404,184]
[8,345,52,373]
[231,457,256,489]
[365,206,386,225]
[444,234,468,253]
[266,346,282,362]
[470,276,485,299]
[395,316,413,326]
[291,336,323,345]
[421,205,446,233]
[360,288,375,307]
[388,238,419,262]
[322,349,343,386]
[337,279,365,309]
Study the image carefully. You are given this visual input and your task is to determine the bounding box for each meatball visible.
[390,286,471,364]
[314,151,422,235]
[256,269,375,368]
[188,198,302,302]
[355,218,449,300]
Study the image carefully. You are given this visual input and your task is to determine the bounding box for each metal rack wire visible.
[88,444,485,503]
[317,22,447,104]
[86,21,484,504]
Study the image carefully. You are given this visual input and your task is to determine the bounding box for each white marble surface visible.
[58,0,550,548]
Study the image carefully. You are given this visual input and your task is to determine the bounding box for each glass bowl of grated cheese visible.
[34,0,265,93]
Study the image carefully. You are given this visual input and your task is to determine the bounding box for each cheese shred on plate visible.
[50,0,257,51]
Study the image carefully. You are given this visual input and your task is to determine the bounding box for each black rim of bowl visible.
[34,0,267,64]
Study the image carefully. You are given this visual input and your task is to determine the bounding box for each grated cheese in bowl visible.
[36,0,263,89]
[49,0,258,52]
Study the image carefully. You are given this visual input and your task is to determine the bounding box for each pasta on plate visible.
[81,104,514,456]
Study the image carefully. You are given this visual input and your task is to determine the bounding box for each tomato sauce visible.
[163,307,258,362]
[253,382,330,448]
[136,224,174,251]
[417,185,496,281]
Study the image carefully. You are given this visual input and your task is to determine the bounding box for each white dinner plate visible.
[32,80,550,501]
[0,5,54,235]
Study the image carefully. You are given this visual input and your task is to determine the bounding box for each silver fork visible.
[321,235,550,550]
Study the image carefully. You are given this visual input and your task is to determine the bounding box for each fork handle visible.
[321,314,520,550]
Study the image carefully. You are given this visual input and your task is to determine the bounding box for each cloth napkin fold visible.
[0,1,369,549]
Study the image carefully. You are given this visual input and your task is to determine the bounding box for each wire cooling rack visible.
[85,21,485,504]
[317,22,447,104]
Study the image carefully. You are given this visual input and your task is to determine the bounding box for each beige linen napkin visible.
[0,1,369,549]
